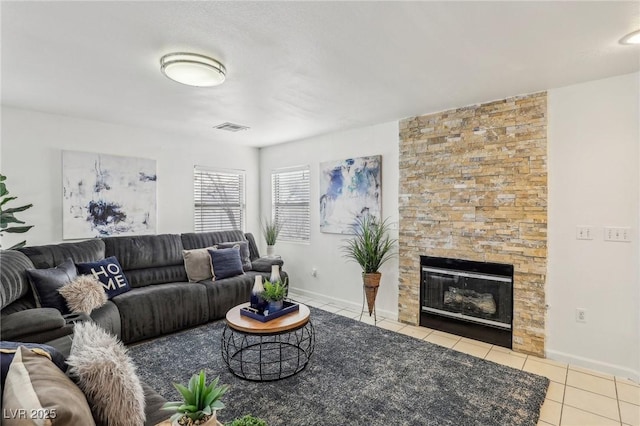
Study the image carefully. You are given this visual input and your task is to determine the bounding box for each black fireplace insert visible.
[420,256,514,348]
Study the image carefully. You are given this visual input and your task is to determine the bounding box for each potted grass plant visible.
[261,279,287,313]
[261,218,283,257]
[162,370,228,426]
[341,215,397,316]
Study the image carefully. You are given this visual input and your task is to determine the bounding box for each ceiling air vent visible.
[213,122,250,132]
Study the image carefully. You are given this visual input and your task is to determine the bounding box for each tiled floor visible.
[290,293,640,426]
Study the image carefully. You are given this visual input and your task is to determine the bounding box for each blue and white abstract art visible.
[319,155,382,234]
[62,150,157,239]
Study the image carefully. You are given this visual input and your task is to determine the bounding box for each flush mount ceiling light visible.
[160,52,226,87]
[620,29,640,45]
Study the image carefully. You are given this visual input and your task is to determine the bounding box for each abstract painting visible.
[319,155,381,234]
[62,151,157,239]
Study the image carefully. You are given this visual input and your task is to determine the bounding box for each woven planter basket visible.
[362,272,381,315]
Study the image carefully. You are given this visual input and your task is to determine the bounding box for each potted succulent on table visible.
[261,279,287,313]
[162,370,228,426]
[261,218,283,257]
[341,215,397,317]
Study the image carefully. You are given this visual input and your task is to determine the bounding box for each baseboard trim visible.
[289,287,399,321]
[546,349,640,383]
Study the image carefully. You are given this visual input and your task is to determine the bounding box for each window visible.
[194,166,245,232]
[272,166,310,242]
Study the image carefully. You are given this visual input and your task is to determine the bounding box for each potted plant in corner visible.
[0,173,34,250]
[261,218,283,257]
[341,215,397,317]
[162,370,228,426]
[262,279,287,313]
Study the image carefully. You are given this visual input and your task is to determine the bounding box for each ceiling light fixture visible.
[620,29,640,45]
[160,52,226,87]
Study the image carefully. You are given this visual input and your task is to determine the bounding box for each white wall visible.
[547,72,640,380]
[259,122,400,319]
[0,106,261,247]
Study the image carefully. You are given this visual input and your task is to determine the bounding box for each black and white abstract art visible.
[62,151,157,239]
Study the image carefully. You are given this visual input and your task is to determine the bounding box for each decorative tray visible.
[240,301,299,323]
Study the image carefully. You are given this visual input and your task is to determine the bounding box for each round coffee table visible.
[221,302,315,381]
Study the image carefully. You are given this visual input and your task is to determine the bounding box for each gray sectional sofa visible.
[0,230,286,425]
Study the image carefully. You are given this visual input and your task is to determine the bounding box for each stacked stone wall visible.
[398,92,547,356]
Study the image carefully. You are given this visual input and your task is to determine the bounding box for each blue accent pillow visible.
[76,256,130,299]
[26,259,77,314]
[208,247,245,280]
[0,341,67,390]
[217,241,252,271]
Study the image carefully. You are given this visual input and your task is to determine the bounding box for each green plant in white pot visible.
[162,371,228,426]
[262,279,287,313]
[341,215,397,317]
[261,218,282,257]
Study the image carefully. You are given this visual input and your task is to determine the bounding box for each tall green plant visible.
[261,218,283,246]
[341,215,397,273]
[0,174,34,250]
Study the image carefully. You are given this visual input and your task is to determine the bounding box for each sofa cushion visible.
[209,247,244,280]
[111,283,209,343]
[0,250,35,309]
[217,241,252,271]
[243,232,261,261]
[77,256,131,299]
[67,321,146,426]
[1,308,66,341]
[26,259,77,313]
[3,346,95,426]
[0,341,67,390]
[198,273,254,321]
[18,239,105,269]
[103,234,188,287]
[251,257,285,273]
[182,247,215,282]
[89,300,122,340]
[59,275,108,314]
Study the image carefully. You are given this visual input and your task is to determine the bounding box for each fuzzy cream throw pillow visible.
[67,322,146,426]
[58,275,108,314]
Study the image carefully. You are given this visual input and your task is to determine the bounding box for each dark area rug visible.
[128,307,548,426]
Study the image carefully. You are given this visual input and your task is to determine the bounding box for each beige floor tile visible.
[489,345,528,358]
[359,315,378,326]
[617,377,640,388]
[539,399,562,425]
[485,348,527,370]
[528,355,569,369]
[538,421,555,426]
[619,401,640,426]
[566,370,617,398]
[546,381,566,403]
[305,299,327,308]
[564,386,620,421]
[431,330,463,340]
[452,340,491,359]
[569,364,615,380]
[319,304,342,313]
[560,405,621,426]
[524,358,568,384]
[397,325,432,340]
[459,337,493,349]
[377,320,405,332]
[334,309,360,319]
[617,381,640,405]
[424,332,459,348]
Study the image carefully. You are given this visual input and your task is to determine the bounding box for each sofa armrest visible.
[251,257,284,273]
[2,308,67,341]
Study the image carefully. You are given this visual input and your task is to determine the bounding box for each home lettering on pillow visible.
[76,257,131,299]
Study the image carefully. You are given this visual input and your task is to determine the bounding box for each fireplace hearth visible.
[420,256,514,348]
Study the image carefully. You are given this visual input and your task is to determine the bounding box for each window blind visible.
[272,166,310,242]
[194,166,245,232]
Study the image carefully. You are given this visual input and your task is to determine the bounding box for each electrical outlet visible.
[604,226,632,242]
[576,226,594,240]
[311,268,318,277]
[576,308,587,323]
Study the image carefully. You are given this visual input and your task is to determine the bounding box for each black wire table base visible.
[221,321,315,382]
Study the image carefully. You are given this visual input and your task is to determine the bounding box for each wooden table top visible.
[225,302,310,334]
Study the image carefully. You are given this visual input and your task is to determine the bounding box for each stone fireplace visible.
[398,93,547,356]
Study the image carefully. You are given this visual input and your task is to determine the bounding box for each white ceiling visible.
[2,1,639,147]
